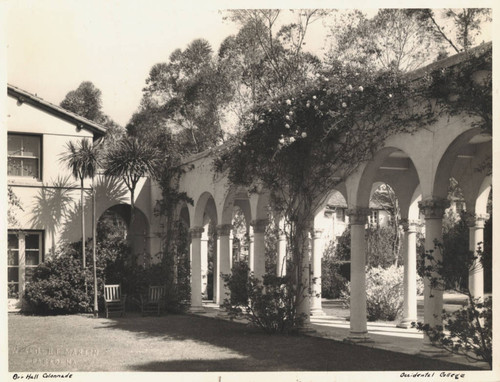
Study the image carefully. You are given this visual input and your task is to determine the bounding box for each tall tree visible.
[60,81,126,153]
[139,39,231,155]
[326,9,441,72]
[103,136,159,224]
[219,10,326,128]
[60,81,104,122]
[61,139,100,273]
[408,9,492,54]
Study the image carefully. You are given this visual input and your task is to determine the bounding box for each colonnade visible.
[185,195,489,345]
[177,102,491,353]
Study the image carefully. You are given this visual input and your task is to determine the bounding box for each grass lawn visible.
[8,312,481,372]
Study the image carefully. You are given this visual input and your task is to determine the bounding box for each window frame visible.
[7,230,44,299]
[7,133,43,181]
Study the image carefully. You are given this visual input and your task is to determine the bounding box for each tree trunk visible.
[81,178,87,295]
[92,183,98,317]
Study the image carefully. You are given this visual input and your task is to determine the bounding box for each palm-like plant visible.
[61,139,101,270]
[103,136,159,224]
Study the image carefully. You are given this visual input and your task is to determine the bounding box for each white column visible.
[398,219,418,328]
[466,213,488,300]
[251,219,268,279]
[277,233,287,276]
[200,229,209,299]
[248,227,254,272]
[419,198,450,352]
[310,228,325,316]
[213,229,219,304]
[229,231,234,270]
[216,224,232,306]
[346,208,370,342]
[189,227,204,312]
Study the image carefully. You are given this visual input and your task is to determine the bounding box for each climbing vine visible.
[214,44,491,327]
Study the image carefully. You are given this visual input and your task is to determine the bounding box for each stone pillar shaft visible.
[419,198,450,350]
[216,224,232,306]
[189,227,204,311]
[200,231,209,298]
[277,234,287,277]
[467,214,488,300]
[347,208,370,340]
[248,229,255,272]
[250,219,268,279]
[398,219,418,328]
[310,229,325,316]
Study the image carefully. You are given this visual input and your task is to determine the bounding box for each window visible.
[369,210,379,226]
[8,134,42,179]
[335,208,346,222]
[7,231,43,299]
[8,234,20,299]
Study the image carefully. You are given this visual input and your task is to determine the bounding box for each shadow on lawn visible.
[96,313,480,372]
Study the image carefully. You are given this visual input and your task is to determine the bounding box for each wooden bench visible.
[103,284,126,318]
[139,285,166,316]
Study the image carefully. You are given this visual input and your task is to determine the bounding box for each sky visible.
[5,0,495,128]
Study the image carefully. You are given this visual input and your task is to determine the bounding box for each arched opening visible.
[97,204,150,266]
[192,192,218,305]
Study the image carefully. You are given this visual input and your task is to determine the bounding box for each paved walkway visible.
[194,294,490,370]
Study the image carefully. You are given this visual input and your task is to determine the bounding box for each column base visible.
[297,320,316,334]
[344,331,372,343]
[397,317,418,329]
[310,308,326,317]
[189,306,205,313]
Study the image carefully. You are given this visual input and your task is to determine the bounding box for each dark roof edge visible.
[407,41,492,81]
[7,84,107,138]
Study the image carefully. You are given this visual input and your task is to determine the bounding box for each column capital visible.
[311,228,324,239]
[463,212,489,228]
[250,219,268,233]
[400,218,419,232]
[346,207,371,225]
[418,198,450,219]
[189,226,204,238]
[216,224,233,236]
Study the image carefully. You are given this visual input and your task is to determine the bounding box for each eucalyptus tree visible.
[325,9,442,72]
[219,9,327,129]
[408,8,492,54]
[139,39,231,155]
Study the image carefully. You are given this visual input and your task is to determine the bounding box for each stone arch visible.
[408,186,422,220]
[98,203,150,265]
[432,127,484,199]
[355,147,421,211]
[193,191,218,228]
[475,176,492,216]
[221,186,252,225]
[252,191,271,221]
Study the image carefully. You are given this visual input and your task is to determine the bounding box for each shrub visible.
[321,240,348,299]
[365,265,404,321]
[342,265,422,321]
[223,261,249,305]
[415,244,492,367]
[24,251,90,315]
[222,271,306,333]
[414,297,492,367]
[366,225,401,268]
